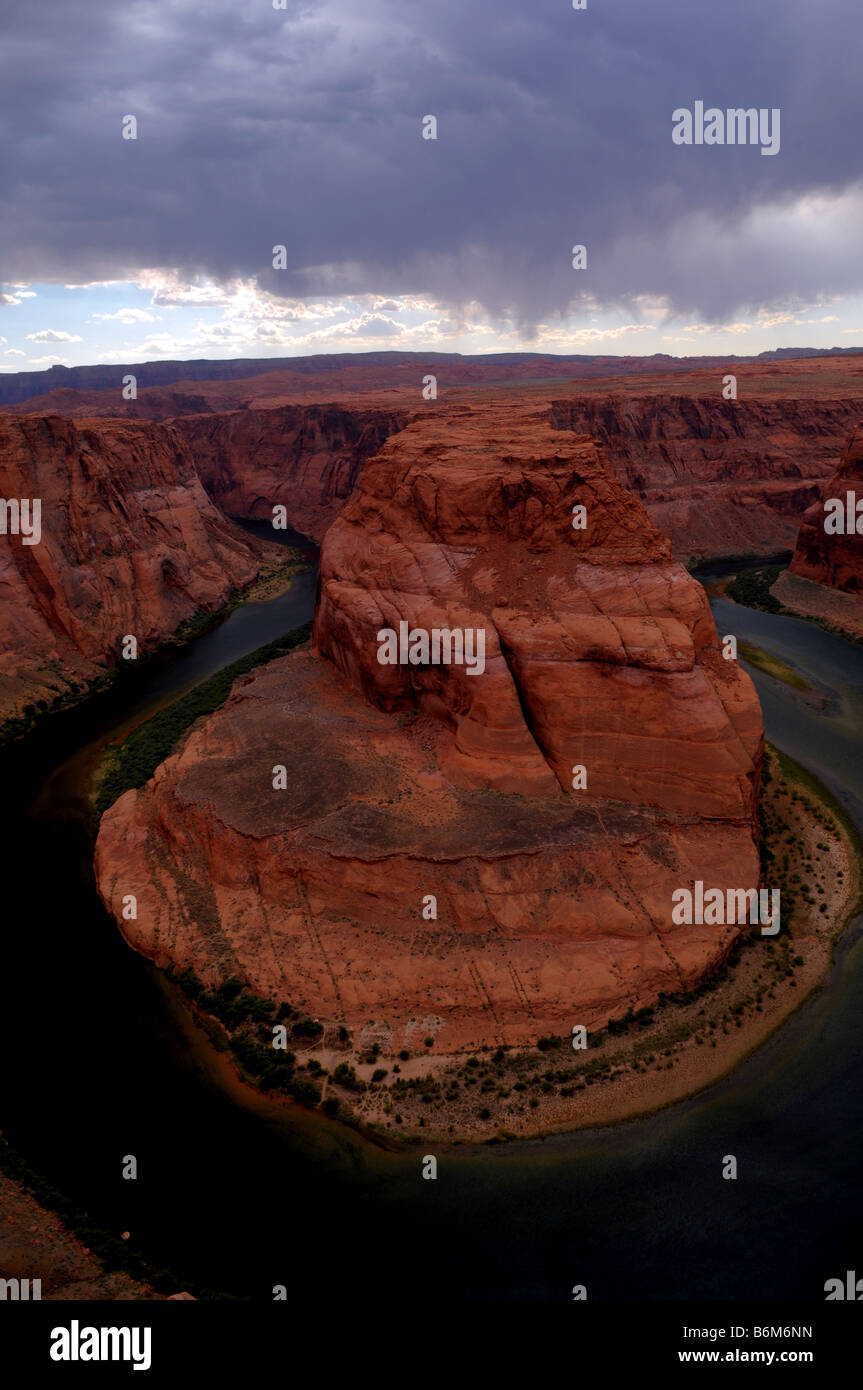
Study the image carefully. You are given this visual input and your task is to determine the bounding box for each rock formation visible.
[0,414,264,726]
[789,428,863,593]
[95,403,763,1053]
[552,395,862,558]
[173,404,409,540]
[9,356,862,564]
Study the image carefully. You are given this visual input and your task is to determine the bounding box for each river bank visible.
[706,559,863,646]
[0,1166,161,1302]
[771,569,863,642]
[0,532,305,752]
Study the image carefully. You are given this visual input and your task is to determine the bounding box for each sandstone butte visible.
[789,427,863,593]
[0,414,264,726]
[95,402,764,1053]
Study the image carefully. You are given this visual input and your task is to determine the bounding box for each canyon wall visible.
[173,404,410,539]
[0,414,263,726]
[95,403,763,1054]
[180,390,863,559]
[552,395,862,557]
[8,372,861,565]
[789,428,863,593]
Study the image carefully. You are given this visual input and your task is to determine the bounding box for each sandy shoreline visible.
[710,562,863,645]
[771,569,863,642]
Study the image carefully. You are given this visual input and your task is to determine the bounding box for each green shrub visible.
[287,1077,321,1107]
[292,1017,324,1039]
[332,1063,364,1092]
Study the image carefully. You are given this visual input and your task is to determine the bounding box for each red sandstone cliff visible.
[9,364,860,564]
[552,395,861,558]
[95,403,763,1053]
[172,404,410,540]
[178,391,862,558]
[0,414,264,725]
[789,428,863,593]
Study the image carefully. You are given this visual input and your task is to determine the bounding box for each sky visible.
[2,0,863,371]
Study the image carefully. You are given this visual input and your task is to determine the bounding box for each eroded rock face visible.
[315,406,761,816]
[174,404,409,540]
[0,414,262,723]
[552,395,862,558]
[789,429,863,594]
[95,403,763,1053]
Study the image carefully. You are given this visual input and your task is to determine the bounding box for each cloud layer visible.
[1,0,862,330]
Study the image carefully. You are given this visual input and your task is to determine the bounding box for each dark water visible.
[2,562,863,1301]
[711,596,863,829]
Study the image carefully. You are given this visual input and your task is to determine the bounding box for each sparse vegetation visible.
[725,566,783,612]
[738,640,811,691]
[94,620,312,817]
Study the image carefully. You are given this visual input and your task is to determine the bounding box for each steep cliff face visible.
[0,414,263,724]
[96,402,763,1053]
[315,405,761,816]
[789,428,863,593]
[173,404,410,539]
[552,395,862,557]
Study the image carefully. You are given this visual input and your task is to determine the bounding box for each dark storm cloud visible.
[1,0,861,326]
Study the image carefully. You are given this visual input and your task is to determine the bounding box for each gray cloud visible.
[1,0,861,328]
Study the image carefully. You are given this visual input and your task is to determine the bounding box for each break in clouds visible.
[1,0,862,330]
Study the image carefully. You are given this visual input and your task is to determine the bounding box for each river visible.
[1,553,862,1300]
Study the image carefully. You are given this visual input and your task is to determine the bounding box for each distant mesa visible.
[7,350,862,564]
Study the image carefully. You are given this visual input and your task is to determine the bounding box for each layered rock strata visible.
[789,428,863,593]
[552,395,862,557]
[173,404,409,540]
[96,404,763,1053]
[0,414,263,723]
